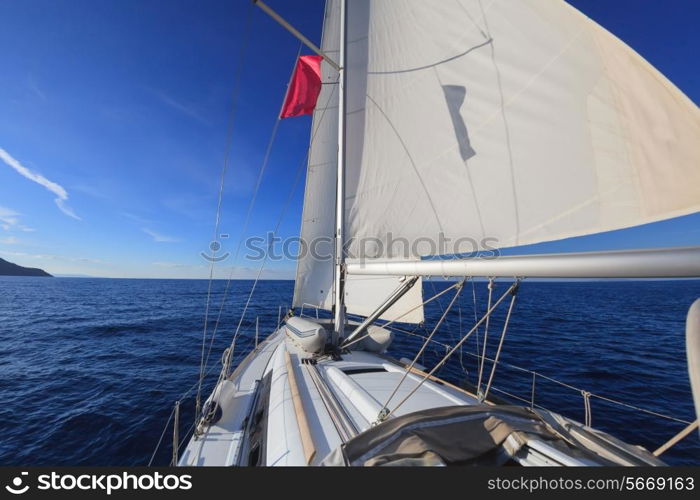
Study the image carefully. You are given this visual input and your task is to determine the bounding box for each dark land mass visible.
[0,257,52,277]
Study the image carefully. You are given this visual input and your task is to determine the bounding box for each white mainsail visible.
[294,0,699,320]
[344,0,699,258]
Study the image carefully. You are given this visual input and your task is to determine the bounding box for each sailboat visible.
[175,0,700,466]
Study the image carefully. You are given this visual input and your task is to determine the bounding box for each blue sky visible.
[0,0,698,278]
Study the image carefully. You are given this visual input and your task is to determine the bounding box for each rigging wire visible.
[341,280,464,349]
[476,277,495,396]
[197,1,255,421]
[194,69,343,433]
[147,405,175,467]
[427,278,461,371]
[457,294,465,372]
[379,280,465,415]
[470,277,481,378]
[199,44,303,386]
[148,362,220,465]
[379,280,520,422]
[480,282,519,401]
[222,70,342,360]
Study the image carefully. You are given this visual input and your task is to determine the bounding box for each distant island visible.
[0,257,52,277]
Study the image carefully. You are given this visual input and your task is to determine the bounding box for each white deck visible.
[178,330,283,466]
[179,327,480,466]
[179,323,663,467]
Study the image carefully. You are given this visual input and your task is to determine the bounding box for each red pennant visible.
[280,55,323,119]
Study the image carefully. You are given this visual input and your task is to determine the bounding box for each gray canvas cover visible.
[322,405,664,466]
[322,405,554,466]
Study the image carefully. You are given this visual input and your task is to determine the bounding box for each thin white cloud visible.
[74,257,106,264]
[55,198,81,220]
[0,249,105,264]
[152,89,209,125]
[0,236,20,245]
[0,148,81,220]
[120,211,152,225]
[0,206,35,232]
[152,261,191,268]
[28,75,47,101]
[0,207,19,229]
[0,250,28,257]
[71,183,107,200]
[142,228,179,243]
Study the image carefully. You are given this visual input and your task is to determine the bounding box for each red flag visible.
[280,55,323,119]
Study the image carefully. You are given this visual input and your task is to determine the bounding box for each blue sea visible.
[1,276,698,466]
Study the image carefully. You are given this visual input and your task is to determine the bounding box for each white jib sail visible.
[292,0,425,323]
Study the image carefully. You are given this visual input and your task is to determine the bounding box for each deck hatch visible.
[342,367,387,376]
[243,372,272,466]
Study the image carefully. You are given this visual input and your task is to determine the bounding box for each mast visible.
[253,0,348,335]
[332,0,347,343]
